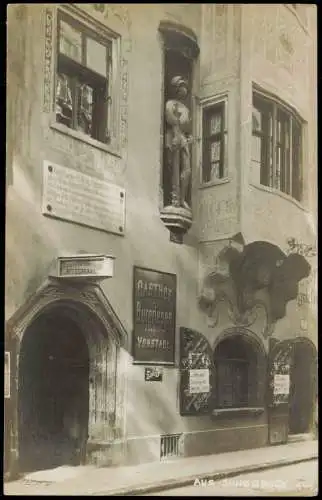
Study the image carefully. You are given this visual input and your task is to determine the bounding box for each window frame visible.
[51,6,122,155]
[216,357,250,409]
[251,90,304,202]
[200,95,229,186]
[212,333,266,412]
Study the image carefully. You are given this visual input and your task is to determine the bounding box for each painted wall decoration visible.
[285,237,317,258]
[43,7,53,113]
[198,194,238,242]
[132,267,176,365]
[179,327,215,415]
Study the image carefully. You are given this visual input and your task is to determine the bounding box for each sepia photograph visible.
[4,3,317,496]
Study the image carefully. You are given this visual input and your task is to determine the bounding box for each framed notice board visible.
[132,266,176,365]
[179,327,215,415]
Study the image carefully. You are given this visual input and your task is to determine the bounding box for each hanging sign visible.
[133,267,176,365]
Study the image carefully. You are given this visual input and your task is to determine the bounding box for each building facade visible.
[5,3,317,477]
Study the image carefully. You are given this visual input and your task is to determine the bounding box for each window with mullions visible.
[202,102,226,183]
[252,93,303,201]
[216,359,249,408]
[215,337,250,409]
[55,12,112,144]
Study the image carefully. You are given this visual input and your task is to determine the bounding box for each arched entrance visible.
[7,279,128,477]
[18,309,89,472]
[289,338,317,435]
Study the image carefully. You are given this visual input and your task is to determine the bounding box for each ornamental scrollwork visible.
[199,239,311,338]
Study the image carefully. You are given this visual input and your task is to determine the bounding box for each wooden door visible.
[267,338,293,445]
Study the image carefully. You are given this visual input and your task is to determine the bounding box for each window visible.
[252,93,303,201]
[55,12,112,144]
[217,359,249,408]
[213,335,265,410]
[202,101,227,183]
[214,337,250,408]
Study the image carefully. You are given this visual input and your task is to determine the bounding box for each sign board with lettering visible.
[189,369,210,394]
[179,328,215,415]
[52,254,115,279]
[273,374,290,396]
[42,161,126,235]
[132,267,176,365]
[5,352,10,399]
[144,367,163,382]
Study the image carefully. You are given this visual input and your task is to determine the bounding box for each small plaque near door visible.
[144,367,163,382]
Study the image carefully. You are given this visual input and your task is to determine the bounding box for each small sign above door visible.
[51,254,115,280]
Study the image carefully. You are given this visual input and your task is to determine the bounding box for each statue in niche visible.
[165,75,193,209]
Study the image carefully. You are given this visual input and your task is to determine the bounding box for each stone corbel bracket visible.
[160,205,193,244]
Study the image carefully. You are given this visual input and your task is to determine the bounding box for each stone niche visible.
[158,20,200,244]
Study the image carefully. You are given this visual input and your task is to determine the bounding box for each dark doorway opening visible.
[289,340,316,435]
[18,310,89,472]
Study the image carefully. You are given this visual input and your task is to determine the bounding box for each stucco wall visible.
[239,4,317,249]
[6,3,317,467]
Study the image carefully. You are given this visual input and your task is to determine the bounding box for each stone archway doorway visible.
[18,310,89,472]
[288,338,317,435]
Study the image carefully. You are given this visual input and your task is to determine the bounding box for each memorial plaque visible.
[133,267,176,365]
[42,161,125,235]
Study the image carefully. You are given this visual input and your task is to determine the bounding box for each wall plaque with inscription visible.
[42,161,125,235]
[132,267,176,365]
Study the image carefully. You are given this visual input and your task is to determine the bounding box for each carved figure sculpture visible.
[165,76,193,209]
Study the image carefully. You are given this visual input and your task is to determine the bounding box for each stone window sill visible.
[212,407,265,418]
[199,177,231,189]
[50,121,122,158]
